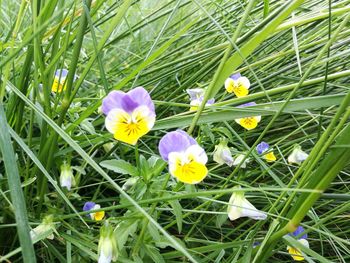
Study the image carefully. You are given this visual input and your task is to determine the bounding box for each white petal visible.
[168,151,183,174]
[240,198,267,220]
[299,239,309,248]
[98,252,112,263]
[238,77,250,89]
[60,177,72,190]
[227,192,244,221]
[225,78,234,90]
[105,108,130,134]
[185,144,208,164]
[132,106,155,129]
[232,154,248,168]
[186,88,204,100]
[255,115,261,122]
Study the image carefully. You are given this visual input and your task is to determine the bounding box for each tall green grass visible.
[0,0,349,262]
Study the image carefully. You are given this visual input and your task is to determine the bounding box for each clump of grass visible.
[1,0,350,262]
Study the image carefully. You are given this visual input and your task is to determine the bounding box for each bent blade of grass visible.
[0,105,36,263]
[6,81,198,263]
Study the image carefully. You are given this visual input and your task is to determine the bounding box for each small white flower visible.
[232,154,249,168]
[98,224,118,263]
[288,145,309,165]
[213,140,233,166]
[59,164,75,191]
[227,187,267,221]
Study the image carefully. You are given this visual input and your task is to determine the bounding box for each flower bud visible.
[60,164,75,191]
[98,223,118,263]
[213,140,233,166]
[288,145,308,165]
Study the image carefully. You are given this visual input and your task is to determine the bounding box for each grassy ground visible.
[0,0,350,262]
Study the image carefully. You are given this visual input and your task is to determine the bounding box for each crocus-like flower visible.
[186,88,215,111]
[59,163,75,191]
[98,223,118,263]
[256,141,276,162]
[235,102,261,130]
[232,153,249,168]
[102,87,155,145]
[30,215,55,242]
[227,187,267,221]
[225,73,250,97]
[287,226,309,261]
[52,69,69,92]
[213,139,233,166]
[83,202,105,221]
[288,145,309,165]
[159,130,208,184]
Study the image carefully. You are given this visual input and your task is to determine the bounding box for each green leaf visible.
[100,159,139,177]
[0,105,36,262]
[169,200,183,234]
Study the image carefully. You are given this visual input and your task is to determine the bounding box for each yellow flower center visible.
[264,152,276,162]
[239,117,258,130]
[113,111,150,145]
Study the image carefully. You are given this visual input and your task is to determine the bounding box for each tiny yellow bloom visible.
[52,69,69,93]
[264,151,276,162]
[225,73,250,98]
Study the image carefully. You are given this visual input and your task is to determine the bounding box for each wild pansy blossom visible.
[287,226,309,261]
[102,87,155,145]
[288,144,309,165]
[159,130,208,184]
[227,187,267,221]
[59,163,75,191]
[256,141,276,162]
[186,88,215,111]
[83,202,105,221]
[52,69,69,93]
[235,102,261,130]
[213,139,233,166]
[98,223,118,263]
[225,73,250,97]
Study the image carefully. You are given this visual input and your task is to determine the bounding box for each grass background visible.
[0,0,350,262]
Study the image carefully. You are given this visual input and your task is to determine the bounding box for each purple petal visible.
[158,130,197,161]
[290,226,307,240]
[256,142,269,154]
[128,87,155,112]
[83,201,96,212]
[230,73,241,80]
[101,87,155,115]
[207,98,215,105]
[237,102,257,108]
[55,69,68,78]
[186,88,204,101]
[102,90,125,115]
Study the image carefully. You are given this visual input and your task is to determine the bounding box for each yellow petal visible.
[190,106,198,111]
[264,152,276,162]
[288,247,305,261]
[93,211,105,221]
[172,160,208,184]
[225,78,235,93]
[239,117,258,130]
[112,111,152,145]
[51,78,66,93]
[233,85,249,98]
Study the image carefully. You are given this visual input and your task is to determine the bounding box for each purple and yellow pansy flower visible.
[102,87,155,145]
[83,201,105,221]
[52,69,69,93]
[256,141,276,162]
[225,73,250,98]
[287,226,309,261]
[159,130,208,184]
[186,88,215,111]
[235,102,261,130]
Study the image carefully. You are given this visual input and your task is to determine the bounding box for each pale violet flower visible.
[256,141,277,163]
[225,73,250,98]
[59,163,75,191]
[227,187,267,221]
[235,102,261,130]
[98,224,118,263]
[159,130,208,184]
[186,88,215,111]
[287,226,309,261]
[288,145,309,165]
[213,139,233,166]
[83,202,105,221]
[102,87,155,145]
